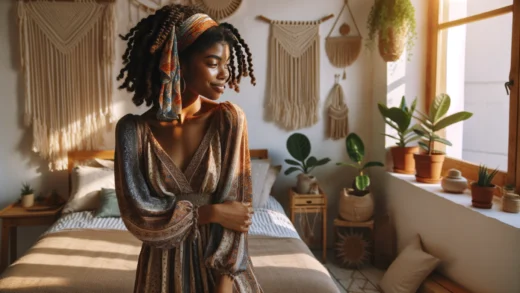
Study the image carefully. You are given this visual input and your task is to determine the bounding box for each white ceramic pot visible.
[338,188,374,222]
[441,169,468,194]
[21,194,34,208]
[296,173,317,194]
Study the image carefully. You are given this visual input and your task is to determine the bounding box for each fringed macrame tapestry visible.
[325,0,362,80]
[266,19,323,131]
[18,0,116,171]
[326,76,349,140]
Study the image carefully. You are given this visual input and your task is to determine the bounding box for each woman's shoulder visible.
[218,101,246,121]
[115,114,142,137]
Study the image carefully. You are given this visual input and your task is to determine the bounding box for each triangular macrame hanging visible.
[265,18,325,131]
[326,75,349,140]
[325,0,362,80]
[18,0,116,171]
[192,0,242,20]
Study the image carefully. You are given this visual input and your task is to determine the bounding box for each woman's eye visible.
[208,63,218,68]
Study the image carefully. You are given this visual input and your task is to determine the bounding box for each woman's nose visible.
[217,65,229,81]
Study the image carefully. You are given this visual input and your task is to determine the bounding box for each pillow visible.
[379,234,440,293]
[250,159,271,209]
[257,165,281,208]
[63,165,115,214]
[94,188,120,218]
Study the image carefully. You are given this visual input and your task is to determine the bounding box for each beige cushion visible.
[63,166,115,214]
[251,159,271,209]
[258,165,281,207]
[379,235,441,293]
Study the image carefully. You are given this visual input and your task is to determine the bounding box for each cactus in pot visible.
[20,182,35,208]
[470,165,499,209]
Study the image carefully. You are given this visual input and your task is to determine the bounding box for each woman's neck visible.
[179,91,202,124]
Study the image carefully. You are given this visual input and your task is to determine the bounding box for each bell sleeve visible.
[204,103,253,278]
[114,114,199,249]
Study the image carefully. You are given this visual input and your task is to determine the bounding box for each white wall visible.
[374,0,520,292]
[0,0,374,256]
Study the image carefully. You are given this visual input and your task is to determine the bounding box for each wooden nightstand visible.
[289,187,327,263]
[0,202,63,271]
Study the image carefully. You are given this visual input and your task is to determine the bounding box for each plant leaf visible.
[284,166,302,176]
[336,162,360,169]
[286,133,311,161]
[355,175,370,191]
[346,133,365,163]
[413,129,429,138]
[362,161,385,170]
[410,98,417,115]
[418,141,429,152]
[404,135,420,144]
[384,134,401,141]
[399,96,406,111]
[386,108,411,132]
[284,159,302,167]
[430,93,451,123]
[431,135,452,146]
[306,156,318,167]
[433,112,473,131]
[315,158,331,166]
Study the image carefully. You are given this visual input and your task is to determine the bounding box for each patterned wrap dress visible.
[114,102,263,293]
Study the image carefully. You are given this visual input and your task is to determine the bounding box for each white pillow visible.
[257,165,281,208]
[379,234,440,293]
[63,165,115,214]
[250,159,271,209]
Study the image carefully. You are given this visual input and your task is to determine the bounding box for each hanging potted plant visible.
[413,94,473,183]
[284,133,331,194]
[336,133,384,222]
[471,165,499,209]
[367,0,417,62]
[378,96,419,174]
[20,182,35,208]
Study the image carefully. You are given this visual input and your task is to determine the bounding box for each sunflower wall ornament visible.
[335,231,371,268]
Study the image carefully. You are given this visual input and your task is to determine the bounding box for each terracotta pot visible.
[378,25,408,62]
[414,153,445,183]
[470,183,496,209]
[338,188,374,222]
[21,194,34,208]
[296,173,317,194]
[390,146,418,174]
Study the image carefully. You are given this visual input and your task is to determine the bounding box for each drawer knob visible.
[306,200,312,204]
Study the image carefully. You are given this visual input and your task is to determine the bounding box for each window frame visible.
[426,0,520,195]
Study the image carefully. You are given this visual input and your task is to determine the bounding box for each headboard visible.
[67,149,269,196]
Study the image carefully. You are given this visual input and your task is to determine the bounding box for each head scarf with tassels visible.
[156,13,218,122]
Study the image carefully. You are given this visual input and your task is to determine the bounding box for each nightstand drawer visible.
[293,197,325,206]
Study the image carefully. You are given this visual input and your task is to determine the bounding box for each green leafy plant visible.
[366,0,417,60]
[284,133,330,175]
[413,94,473,155]
[476,165,499,187]
[378,96,419,147]
[20,183,34,196]
[336,133,384,193]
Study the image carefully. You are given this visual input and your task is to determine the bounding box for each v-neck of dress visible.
[141,107,219,188]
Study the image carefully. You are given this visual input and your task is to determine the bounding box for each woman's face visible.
[181,42,230,101]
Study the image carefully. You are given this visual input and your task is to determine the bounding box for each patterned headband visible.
[156,14,219,122]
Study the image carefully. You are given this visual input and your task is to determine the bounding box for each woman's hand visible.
[213,201,253,232]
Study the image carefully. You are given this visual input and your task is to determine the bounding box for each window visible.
[426,0,520,194]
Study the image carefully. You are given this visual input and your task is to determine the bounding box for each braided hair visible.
[117,4,256,107]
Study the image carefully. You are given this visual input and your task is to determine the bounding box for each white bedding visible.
[44,196,300,239]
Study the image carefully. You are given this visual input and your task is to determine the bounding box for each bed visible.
[0,149,339,293]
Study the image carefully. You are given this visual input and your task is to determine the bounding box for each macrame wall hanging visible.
[326,75,349,140]
[18,0,116,171]
[259,14,333,131]
[128,0,241,28]
[325,0,362,80]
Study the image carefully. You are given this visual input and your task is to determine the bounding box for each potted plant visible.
[20,182,35,208]
[471,165,499,209]
[413,94,473,183]
[367,0,417,61]
[378,96,419,174]
[336,133,384,222]
[284,133,331,194]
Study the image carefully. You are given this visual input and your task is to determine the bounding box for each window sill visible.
[386,172,520,229]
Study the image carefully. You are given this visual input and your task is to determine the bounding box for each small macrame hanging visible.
[326,75,349,140]
[325,0,362,80]
[18,0,116,171]
[261,15,332,130]
[128,0,191,29]
[192,0,242,21]
[298,208,321,246]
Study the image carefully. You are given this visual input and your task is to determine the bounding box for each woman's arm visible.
[198,202,253,230]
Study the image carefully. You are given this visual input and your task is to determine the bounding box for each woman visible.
[114,4,261,293]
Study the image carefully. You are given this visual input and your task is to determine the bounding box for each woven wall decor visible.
[325,0,362,79]
[326,75,349,140]
[18,0,116,171]
[128,0,191,29]
[192,0,242,21]
[261,15,332,131]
